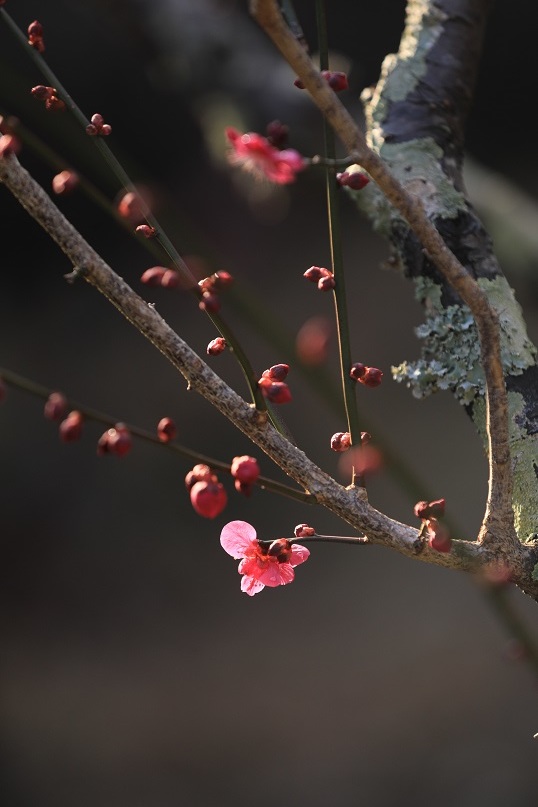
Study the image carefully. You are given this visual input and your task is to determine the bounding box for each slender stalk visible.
[0,366,313,504]
[315,0,363,486]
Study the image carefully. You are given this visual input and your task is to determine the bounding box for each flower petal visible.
[258,560,294,588]
[241,575,265,596]
[220,520,257,559]
[290,544,310,567]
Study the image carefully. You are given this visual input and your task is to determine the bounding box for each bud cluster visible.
[31,85,65,111]
[414,498,451,553]
[349,362,383,388]
[27,20,45,52]
[303,265,335,291]
[86,113,112,136]
[258,364,292,404]
[294,70,349,92]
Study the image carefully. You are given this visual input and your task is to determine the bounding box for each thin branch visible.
[0,151,502,580]
[248,0,516,552]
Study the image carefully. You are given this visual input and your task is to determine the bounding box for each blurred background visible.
[1,1,538,805]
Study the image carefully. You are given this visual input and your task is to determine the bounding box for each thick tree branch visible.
[249,0,519,553]
[3,151,527,586]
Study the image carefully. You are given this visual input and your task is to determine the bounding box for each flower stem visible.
[315,0,363,486]
[0,366,313,504]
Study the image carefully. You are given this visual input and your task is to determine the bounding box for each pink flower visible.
[220,520,310,596]
[225,127,305,185]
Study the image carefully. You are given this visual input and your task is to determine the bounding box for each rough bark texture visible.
[357,0,538,542]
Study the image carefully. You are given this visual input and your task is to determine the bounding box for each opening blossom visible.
[225,128,305,185]
[220,520,310,596]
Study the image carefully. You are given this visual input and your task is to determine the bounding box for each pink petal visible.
[290,544,310,567]
[241,575,265,596]
[238,556,258,576]
[276,563,295,586]
[258,560,294,588]
[220,520,257,559]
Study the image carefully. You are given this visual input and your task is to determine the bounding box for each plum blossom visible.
[220,520,310,596]
[225,128,306,185]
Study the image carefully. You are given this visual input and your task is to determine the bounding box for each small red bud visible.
[59,410,83,442]
[230,455,260,485]
[360,431,371,445]
[85,124,98,136]
[100,124,112,136]
[304,266,329,282]
[97,424,132,457]
[293,78,306,89]
[267,538,292,562]
[185,464,214,490]
[318,274,335,291]
[190,479,227,519]
[90,113,104,128]
[213,270,234,288]
[161,269,181,289]
[31,85,54,101]
[27,20,43,37]
[320,70,349,92]
[199,291,221,313]
[140,266,167,286]
[349,362,366,381]
[258,379,292,404]
[336,171,370,191]
[361,367,383,388]
[261,364,289,382]
[414,498,446,519]
[117,191,146,224]
[294,524,315,537]
[207,337,227,356]
[44,392,68,421]
[45,96,65,112]
[52,170,79,195]
[135,224,156,238]
[331,432,351,452]
[157,417,177,443]
[266,120,289,148]
[426,519,451,553]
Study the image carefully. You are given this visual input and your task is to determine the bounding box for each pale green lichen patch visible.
[392,275,537,405]
[367,0,447,139]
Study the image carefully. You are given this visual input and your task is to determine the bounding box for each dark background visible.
[1,2,538,805]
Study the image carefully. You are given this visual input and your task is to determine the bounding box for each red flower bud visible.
[31,85,54,101]
[294,523,316,537]
[318,274,336,291]
[426,519,451,553]
[331,432,351,452]
[267,538,292,562]
[52,170,79,195]
[336,171,370,191]
[414,498,446,519]
[266,120,289,148]
[59,410,83,442]
[190,479,227,519]
[361,367,383,388]
[157,417,177,443]
[199,292,221,313]
[258,379,292,404]
[185,464,214,490]
[231,455,260,485]
[207,337,227,356]
[45,96,65,112]
[97,424,132,457]
[161,269,181,289]
[320,70,349,92]
[349,362,366,381]
[140,266,167,286]
[261,363,289,382]
[213,270,234,288]
[304,266,329,282]
[135,224,156,238]
[27,20,43,37]
[117,191,146,223]
[44,392,68,421]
